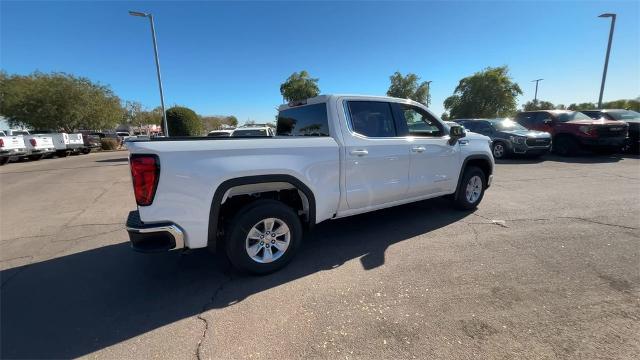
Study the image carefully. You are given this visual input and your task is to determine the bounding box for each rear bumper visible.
[126,210,184,253]
[30,148,55,154]
[0,148,27,157]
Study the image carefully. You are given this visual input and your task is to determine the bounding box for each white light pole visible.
[597,13,616,109]
[129,11,169,136]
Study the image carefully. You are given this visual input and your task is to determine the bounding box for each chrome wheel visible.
[465,175,483,204]
[493,143,505,159]
[245,218,291,263]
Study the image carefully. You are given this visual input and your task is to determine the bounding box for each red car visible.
[514,110,628,155]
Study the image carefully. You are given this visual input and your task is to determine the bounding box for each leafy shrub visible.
[166,106,204,136]
[101,138,119,150]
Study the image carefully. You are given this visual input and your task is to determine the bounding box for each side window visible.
[461,121,476,131]
[535,112,552,124]
[347,101,397,137]
[475,122,493,134]
[277,103,330,136]
[517,113,537,127]
[398,104,444,137]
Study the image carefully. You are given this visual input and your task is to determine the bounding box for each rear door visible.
[393,103,460,196]
[341,100,411,209]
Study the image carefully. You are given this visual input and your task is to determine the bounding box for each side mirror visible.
[448,125,466,145]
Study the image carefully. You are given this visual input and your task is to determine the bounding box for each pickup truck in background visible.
[0,130,27,165]
[5,130,56,160]
[33,131,85,157]
[125,95,494,274]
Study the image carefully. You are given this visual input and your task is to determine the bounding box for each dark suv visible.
[514,110,628,156]
[581,109,639,153]
[454,118,551,159]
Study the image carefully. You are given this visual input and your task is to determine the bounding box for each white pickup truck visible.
[126,95,494,274]
[5,130,56,160]
[0,130,27,165]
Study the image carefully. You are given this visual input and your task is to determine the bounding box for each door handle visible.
[411,146,426,153]
[458,140,469,145]
[350,149,368,156]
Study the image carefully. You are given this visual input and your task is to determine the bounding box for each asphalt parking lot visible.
[1,151,639,359]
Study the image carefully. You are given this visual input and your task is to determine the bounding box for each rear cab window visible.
[277,103,330,136]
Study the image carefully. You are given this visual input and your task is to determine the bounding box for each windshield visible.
[491,119,527,131]
[232,129,268,137]
[556,112,592,122]
[12,131,29,135]
[607,110,640,121]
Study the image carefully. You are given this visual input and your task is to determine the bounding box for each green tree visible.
[555,104,566,110]
[444,66,522,119]
[0,72,122,132]
[441,112,450,121]
[166,106,203,136]
[568,102,596,111]
[386,71,431,106]
[602,99,640,111]
[522,100,555,111]
[280,70,320,102]
[223,115,238,127]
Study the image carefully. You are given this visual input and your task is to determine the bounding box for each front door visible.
[394,103,461,196]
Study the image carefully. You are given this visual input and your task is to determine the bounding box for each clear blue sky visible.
[2,1,638,123]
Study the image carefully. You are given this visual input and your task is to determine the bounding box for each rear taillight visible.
[29,138,37,146]
[130,155,160,206]
[0,139,4,147]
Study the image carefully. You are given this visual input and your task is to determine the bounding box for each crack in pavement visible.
[468,215,639,231]
[195,265,234,360]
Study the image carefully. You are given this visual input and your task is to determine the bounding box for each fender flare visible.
[207,175,316,250]
[454,154,493,200]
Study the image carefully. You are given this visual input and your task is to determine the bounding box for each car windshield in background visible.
[277,103,330,136]
[491,119,527,131]
[232,129,268,137]
[556,112,592,122]
[12,131,29,135]
[607,110,640,120]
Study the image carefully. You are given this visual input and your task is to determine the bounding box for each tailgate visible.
[1,136,25,150]
[34,135,55,148]
[67,133,84,145]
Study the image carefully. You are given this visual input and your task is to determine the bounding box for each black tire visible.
[0,157,9,165]
[553,136,579,156]
[225,199,303,275]
[28,154,45,161]
[453,166,486,210]
[491,141,508,159]
[81,148,91,154]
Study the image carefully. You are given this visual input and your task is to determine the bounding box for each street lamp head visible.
[129,11,149,17]
[598,13,615,18]
[532,78,543,82]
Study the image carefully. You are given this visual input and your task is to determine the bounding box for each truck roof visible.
[277,94,424,112]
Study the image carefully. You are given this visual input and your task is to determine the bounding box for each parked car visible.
[125,94,494,274]
[581,109,640,153]
[514,110,628,156]
[454,118,551,159]
[7,130,56,160]
[207,130,234,137]
[82,133,102,154]
[32,131,85,157]
[0,130,27,165]
[231,126,275,137]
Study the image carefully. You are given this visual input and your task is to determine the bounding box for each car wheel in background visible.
[225,199,303,275]
[81,148,92,154]
[492,142,507,159]
[0,158,8,165]
[453,166,486,210]
[553,136,579,156]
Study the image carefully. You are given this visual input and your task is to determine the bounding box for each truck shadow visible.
[1,198,468,359]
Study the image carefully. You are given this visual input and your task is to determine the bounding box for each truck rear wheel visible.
[225,199,303,275]
[453,166,486,210]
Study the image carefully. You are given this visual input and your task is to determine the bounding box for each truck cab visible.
[125,95,494,273]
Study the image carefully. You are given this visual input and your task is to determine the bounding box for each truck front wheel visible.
[453,166,486,210]
[225,199,303,275]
